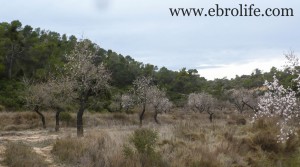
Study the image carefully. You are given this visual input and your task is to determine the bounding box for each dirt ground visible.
[0,129,62,167]
[0,124,163,167]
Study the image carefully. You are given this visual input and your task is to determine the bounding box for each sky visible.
[1,0,300,80]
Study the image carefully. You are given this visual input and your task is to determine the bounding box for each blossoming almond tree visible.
[188,92,215,122]
[253,75,299,142]
[24,80,49,129]
[254,52,300,142]
[65,39,110,137]
[45,77,75,131]
[227,88,258,113]
[121,93,135,113]
[148,86,172,124]
[24,76,74,131]
[133,76,153,125]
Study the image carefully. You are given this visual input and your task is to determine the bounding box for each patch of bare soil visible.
[0,124,174,167]
[0,129,69,167]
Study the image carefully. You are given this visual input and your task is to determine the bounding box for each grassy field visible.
[0,109,300,167]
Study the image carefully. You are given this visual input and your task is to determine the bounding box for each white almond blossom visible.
[254,52,300,142]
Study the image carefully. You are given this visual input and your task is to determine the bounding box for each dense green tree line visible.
[0,20,295,110]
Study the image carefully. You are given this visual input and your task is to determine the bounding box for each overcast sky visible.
[1,0,299,80]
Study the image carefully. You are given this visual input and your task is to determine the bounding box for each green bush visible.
[0,80,25,110]
[131,128,158,154]
[123,128,167,167]
[59,112,72,126]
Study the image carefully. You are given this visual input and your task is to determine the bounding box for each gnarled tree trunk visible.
[153,110,160,124]
[139,102,146,126]
[34,105,46,129]
[206,107,214,123]
[55,107,64,132]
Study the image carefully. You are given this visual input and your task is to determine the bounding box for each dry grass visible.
[0,111,55,130]
[52,130,124,167]
[1,109,300,167]
[4,142,49,167]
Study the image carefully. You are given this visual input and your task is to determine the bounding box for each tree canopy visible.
[0,20,296,111]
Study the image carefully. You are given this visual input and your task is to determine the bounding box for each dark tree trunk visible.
[6,50,14,80]
[206,107,214,123]
[77,93,88,137]
[76,89,93,137]
[55,108,63,132]
[7,44,15,80]
[139,102,146,126]
[6,43,23,80]
[8,54,13,79]
[153,111,160,124]
[77,108,84,137]
[209,113,214,123]
[119,102,122,112]
[34,105,46,129]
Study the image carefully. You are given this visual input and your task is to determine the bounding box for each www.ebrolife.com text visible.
[169,4,294,17]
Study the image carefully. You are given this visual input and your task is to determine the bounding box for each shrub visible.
[250,117,300,165]
[59,112,72,126]
[123,128,167,167]
[52,132,112,167]
[52,138,83,164]
[4,142,48,167]
[236,118,246,125]
[253,131,283,153]
[0,80,25,110]
[13,114,23,125]
[22,112,39,121]
[131,128,158,154]
[285,133,300,153]
[252,118,283,153]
